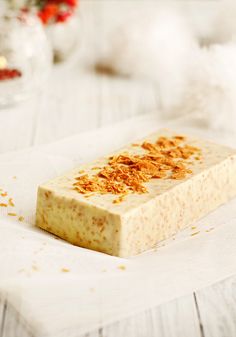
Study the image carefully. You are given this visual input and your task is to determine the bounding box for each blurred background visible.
[0,0,236,153]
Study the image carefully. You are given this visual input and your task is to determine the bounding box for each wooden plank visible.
[32,65,158,147]
[0,297,6,337]
[86,294,201,337]
[5,279,236,337]
[0,98,38,154]
[1,301,33,337]
[195,276,236,337]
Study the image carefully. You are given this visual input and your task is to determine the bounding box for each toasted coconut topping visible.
[73,135,201,203]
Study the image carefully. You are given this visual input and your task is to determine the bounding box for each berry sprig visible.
[37,0,78,25]
[0,69,22,81]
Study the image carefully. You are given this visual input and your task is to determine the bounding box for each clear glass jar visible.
[0,10,52,107]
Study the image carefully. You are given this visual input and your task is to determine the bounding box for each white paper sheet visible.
[1,114,236,337]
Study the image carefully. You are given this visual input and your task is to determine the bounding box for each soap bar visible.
[36,130,236,257]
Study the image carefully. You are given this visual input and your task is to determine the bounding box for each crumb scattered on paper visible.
[206,227,214,232]
[191,231,200,237]
[118,265,126,271]
[32,265,39,271]
[8,198,15,207]
[61,268,70,273]
[0,189,25,222]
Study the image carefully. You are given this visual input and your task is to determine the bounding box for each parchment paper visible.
[1,114,236,337]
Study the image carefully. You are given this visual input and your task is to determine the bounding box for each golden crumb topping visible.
[73,135,201,203]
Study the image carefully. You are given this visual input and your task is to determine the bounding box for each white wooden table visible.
[1,275,236,337]
[1,59,236,337]
[1,1,236,336]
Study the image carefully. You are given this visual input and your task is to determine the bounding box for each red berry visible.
[38,4,59,24]
[38,0,78,24]
[0,68,22,81]
[56,10,72,23]
[65,0,77,7]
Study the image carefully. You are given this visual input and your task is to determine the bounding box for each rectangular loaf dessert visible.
[36,129,236,257]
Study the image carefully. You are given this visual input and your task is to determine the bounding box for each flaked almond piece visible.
[174,135,186,141]
[8,198,15,207]
[72,135,200,202]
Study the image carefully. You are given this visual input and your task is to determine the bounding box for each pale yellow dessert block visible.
[36,130,236,257]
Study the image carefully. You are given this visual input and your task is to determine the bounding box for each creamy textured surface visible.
[36,129,236,257]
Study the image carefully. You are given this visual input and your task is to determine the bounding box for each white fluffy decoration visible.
[100,5,197,113]
[98,1,236,131]
[175,43,236,131]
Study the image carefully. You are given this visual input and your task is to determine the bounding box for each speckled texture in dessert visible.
[36,129,236,257]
